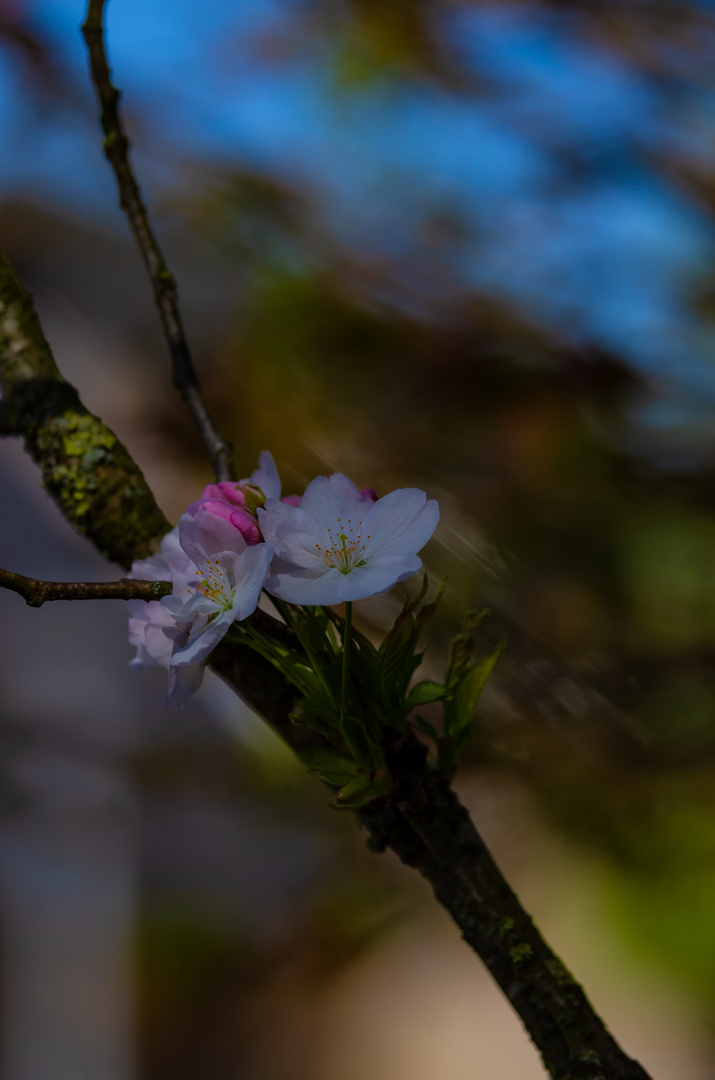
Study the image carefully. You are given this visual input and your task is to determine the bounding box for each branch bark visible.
[0,248,653,1080]
[81,0,234,483]
[0,249,171,567]
[0,567,171,607]
[360,737,651,1080]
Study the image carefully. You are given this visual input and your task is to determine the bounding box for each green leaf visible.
[377,614,419,703]
[412,713,440,741]
[295,605,339,661]
[280,656,330,703]
[342,714,386,772]
[406,680,446,707]
[298,747,361,786]
[415,576,447,634]
[445,608,490,691]
[333,769,396,810]
[289,710,334,736]
[449,639,504,736]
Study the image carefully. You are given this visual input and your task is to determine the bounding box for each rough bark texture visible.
[0,251,171,567]
[360,737,652,1080]
[0,248,653,1080]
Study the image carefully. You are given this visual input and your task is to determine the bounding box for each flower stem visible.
[341,601,353,728]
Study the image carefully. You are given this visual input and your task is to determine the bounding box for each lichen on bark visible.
[0,249,170,568]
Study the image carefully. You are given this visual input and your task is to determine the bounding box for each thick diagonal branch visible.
[0,248,652,1080]
[359,737,652,1080]
[0,250,171,567]
[0,567,171,607]
[81,0,234,482]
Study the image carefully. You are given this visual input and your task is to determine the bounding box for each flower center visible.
[194,558,234,610]
[319,518,370,575]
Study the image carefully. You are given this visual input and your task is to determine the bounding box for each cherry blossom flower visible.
[126,527,205,705]
[126,460,275,704]
[161,506,273,669]
[257,473,439,605]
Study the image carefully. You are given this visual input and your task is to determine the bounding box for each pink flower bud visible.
[186,497,262,546]
[281,494,302,507]
[198,481,248,509]
[228,508,262,546]
[360,488,378,502]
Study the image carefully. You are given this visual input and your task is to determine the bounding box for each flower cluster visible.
[127,452,439,705]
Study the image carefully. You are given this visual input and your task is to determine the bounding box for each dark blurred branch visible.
[0,400,19,435]
[81,0,234,483]
[0,248,171,567]
[0,567,171,607]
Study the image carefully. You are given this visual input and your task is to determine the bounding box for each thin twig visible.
[81,0,235,482]
[0,567,171,608]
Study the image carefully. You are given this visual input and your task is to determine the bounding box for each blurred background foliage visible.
[4,0,715,1077]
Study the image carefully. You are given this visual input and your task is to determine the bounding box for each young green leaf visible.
[412,713,440,741]
[333,770,396,810]
[406,680,446,707]
[298,747,362,786]
[445,608,489,691]
[449,639,504,736]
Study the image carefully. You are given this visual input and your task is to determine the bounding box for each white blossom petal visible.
[336,555,424,602]
[171,608,237,665]
[229,543,274,620]
[165,661,205,708]
[298,473,364,521]
[126,598,176,669]
[258,501,330,570]
[245,450,282,501]
[265,567,346,606]
[362,490,440,559]
[179,508,248,565]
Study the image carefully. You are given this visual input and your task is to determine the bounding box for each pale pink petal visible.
[128,527,190,582]
[179,508,248,564]
[258,502,329,570]
[245,450,281,501]
[171,609,236,665]
[336,555,423,601]
[229,543,274,620]
[264,567,345,606]
[165,662,205,708]
[362,491,439,559]
[298,473,363,522]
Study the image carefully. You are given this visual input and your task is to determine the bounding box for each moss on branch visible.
[0,250,170,568]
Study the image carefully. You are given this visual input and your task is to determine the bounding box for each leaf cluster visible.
[229,580,501,808]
